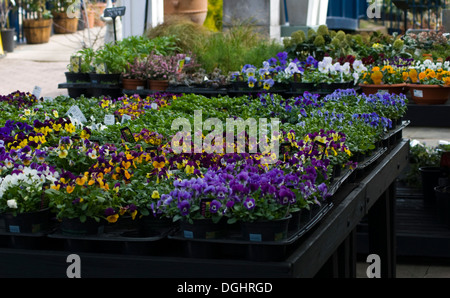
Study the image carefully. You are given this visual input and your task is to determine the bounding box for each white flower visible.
[342,62,351,75]
[284,62,300,76]
[7,199,18,209]
[353,60,367,73]
[423,59,433,67]
[322,57,333,66]
[151,103,158,110]
[318,61,330,74]
[333,62,342,73]
[329,64,336,74]
[353,72,360,84]
[88,149,98,159]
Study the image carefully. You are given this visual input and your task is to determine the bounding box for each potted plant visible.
[45,179,124,235]
[359,63,409,96]
[50,0,79,34]
[62,48,94,98]
[146,52,186,91]
[65,47,94,83]
[0,165,59,233]
[122,57,147,90]
[90,42,128,97]
[406,60,450,105]
[22,0,53,44]
[158,170,230,239]
[0,0,17,52]
[301,56,363,94]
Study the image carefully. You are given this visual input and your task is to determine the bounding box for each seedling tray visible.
[48,226,174,256]
[168,201,334,262]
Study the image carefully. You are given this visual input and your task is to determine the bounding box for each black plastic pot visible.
[1,28,16,53]
[288,210,302,232]
[290,82,316,93]
[3,208,51,234]
[139,215,175,236]
[89,73,122,85]
[60,217,104,236]
[435,186,450,228]
[65,72,90,83]
[419,167,444,205]
[240,215,291,242]
[179,218,227,239]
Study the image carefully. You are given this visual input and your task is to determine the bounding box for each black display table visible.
[0,136,409,278]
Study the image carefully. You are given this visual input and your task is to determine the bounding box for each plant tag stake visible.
[32,86,42,99]
[120,127,136,143]
[121,114,132,124]
[104,114,115,126]
[66,105,87,123]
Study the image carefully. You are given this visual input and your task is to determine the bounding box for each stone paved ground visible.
[0,27,105,98]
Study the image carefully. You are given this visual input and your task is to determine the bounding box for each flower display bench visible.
[405,101,450,127]
[0,137,409,278]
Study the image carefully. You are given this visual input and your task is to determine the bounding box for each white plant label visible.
[32,86,42,99]
[66,105,87,123]
[104,114,115,126]
[414,89,424,98]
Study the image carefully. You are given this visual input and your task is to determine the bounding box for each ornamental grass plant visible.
[146,17,283,74]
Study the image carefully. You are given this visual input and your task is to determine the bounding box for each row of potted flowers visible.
[0,88,408,241]
[358,59,450,105]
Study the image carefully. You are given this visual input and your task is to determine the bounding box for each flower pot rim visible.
[407,83,450,89]
[359,83,407,87]
[2,207,51,217]
[240,213,292,224]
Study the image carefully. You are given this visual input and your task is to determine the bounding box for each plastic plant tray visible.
[167,201,334,262]
[47,226,174,255]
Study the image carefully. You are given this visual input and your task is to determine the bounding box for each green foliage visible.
[91,35,180,74]
[203,0,223,32]
[401,142,450,188]
[146,18,283,74]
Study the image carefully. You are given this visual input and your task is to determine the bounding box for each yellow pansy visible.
[106,214,119,223]
[66,185,75,194]
[151,190,160,199]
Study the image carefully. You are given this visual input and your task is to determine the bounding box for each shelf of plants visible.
[0,82,409,277]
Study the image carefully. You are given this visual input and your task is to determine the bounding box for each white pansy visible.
[333,63,342,73]
[353,60,367,73]
[318,61,329,74]
[7,199,18,209]
[342,62,351,74]
[284,62,300,76]
[323,56,333,66]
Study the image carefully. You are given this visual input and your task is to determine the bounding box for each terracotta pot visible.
[422,53,433,62]
[94,2,107,27]
[148,79,169,91]
[359,83,408,96]
[83,9,96,28]
[23,19,53,44]
[53,12,79,34]
[164,0,208,25]
[122,78,147,90]
[407,84,450,105]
